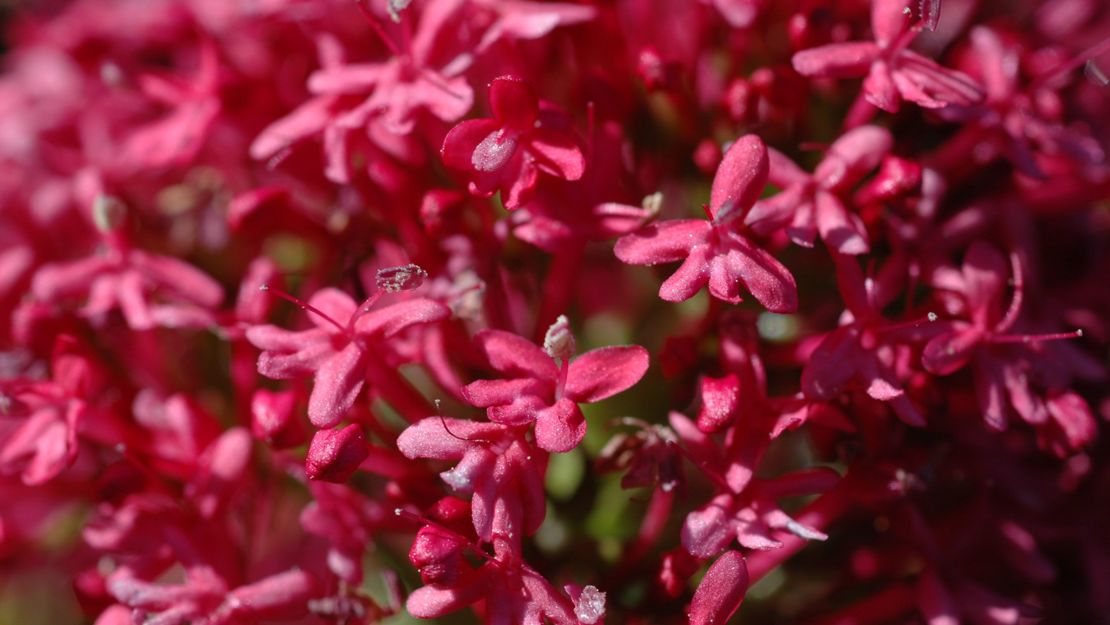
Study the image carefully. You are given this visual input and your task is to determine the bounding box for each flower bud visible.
[409,525,467,585]
[305,424,369,482]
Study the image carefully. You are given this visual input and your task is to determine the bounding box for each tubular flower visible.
[461,316,649,453]
[614,135,798,311]
[442,76,585,209]
[792,0,983,112]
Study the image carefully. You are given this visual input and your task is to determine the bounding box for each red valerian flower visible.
[614,135,798,312]
[670,413,837,557]
[31,198,223,331]
[791,0,983,112]
[461,316,649,453]
[246,275,449,428]
[746,125,892,254]
[801,254,931,426]
[397,417,546,543]
[406,536,585,625]
[936,26,1105,178]
[441,76,585,209]
[923,241,1093,446]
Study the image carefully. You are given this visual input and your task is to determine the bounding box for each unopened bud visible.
[92,195,127,233]
[376,264,428,293]
[543,315,576,362]
[305,424,369,483]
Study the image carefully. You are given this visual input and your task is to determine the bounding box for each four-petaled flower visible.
[246,287,449,428]
[442,76,585,209]
[792,0,983,112]
[614,135,798,312]
[461,317,649,453]
[746,125,892,255]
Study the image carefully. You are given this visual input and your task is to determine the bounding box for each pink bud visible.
[689,550,749,625]
[250,389,304,448]
[409,525,468,585]
[305,424,369,482]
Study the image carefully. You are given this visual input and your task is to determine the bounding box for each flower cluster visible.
[1,0,1108,624]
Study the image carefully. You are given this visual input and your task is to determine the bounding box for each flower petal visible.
[660,244,712,302]
[792,42,879,78]
[473,329,558,380]
[354,298,450,337]
[710,135,768,220]
[397,418,504,460]
[533,398,586,453]
[490,76,539,132]
[565,345,649,403]
[307,343,367,428]
[688,551,748,625]
[727,234,799,313]
[614,220,711,266]
[442,118,502,171]
[815,191,869,255]
[526,127,584,181]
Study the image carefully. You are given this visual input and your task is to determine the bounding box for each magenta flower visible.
[406,543,581,625]
[614,135,798,311]
[792,0,982,112]
[246,285,449,428]
[31,222,223,331]
[461,316,649,453]
[441,76,585,209]
[801,254,930,426]
[746,125,892,254]
[670,413,837,558]
[923,242,1093,444]
[397,417,546,542]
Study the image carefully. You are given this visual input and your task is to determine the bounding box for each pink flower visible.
[31,220,223,331]
[461,316,649,453]
[397,417,546,542]
[801,254,931,426]
[441,76,585,209]
[746,125,892,254]
[671,413,838,558]
[246,284,449,428]
[614,135,798,311]
[792,0,982,112]
[923,242,1093,444]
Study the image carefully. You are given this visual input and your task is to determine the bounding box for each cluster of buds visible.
[1,0,1108,624]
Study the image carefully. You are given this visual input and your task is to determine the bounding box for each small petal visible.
[527,128,585,180]
[305,424,369,482]
[442,118,503,170]
[815,192,869,255]
[533,398,587,453]
[397,418,504,460]
[490,76,539,132]
[473,329,558,380]
[792,43,880,78]
[354,298,450,337]
[660,244,712,302]
[565,345,649,403]
[307,343,367,428]
[688,551,749,625]
[710,135,769,220]
[614,220,711,266]
[727,234,799,313]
